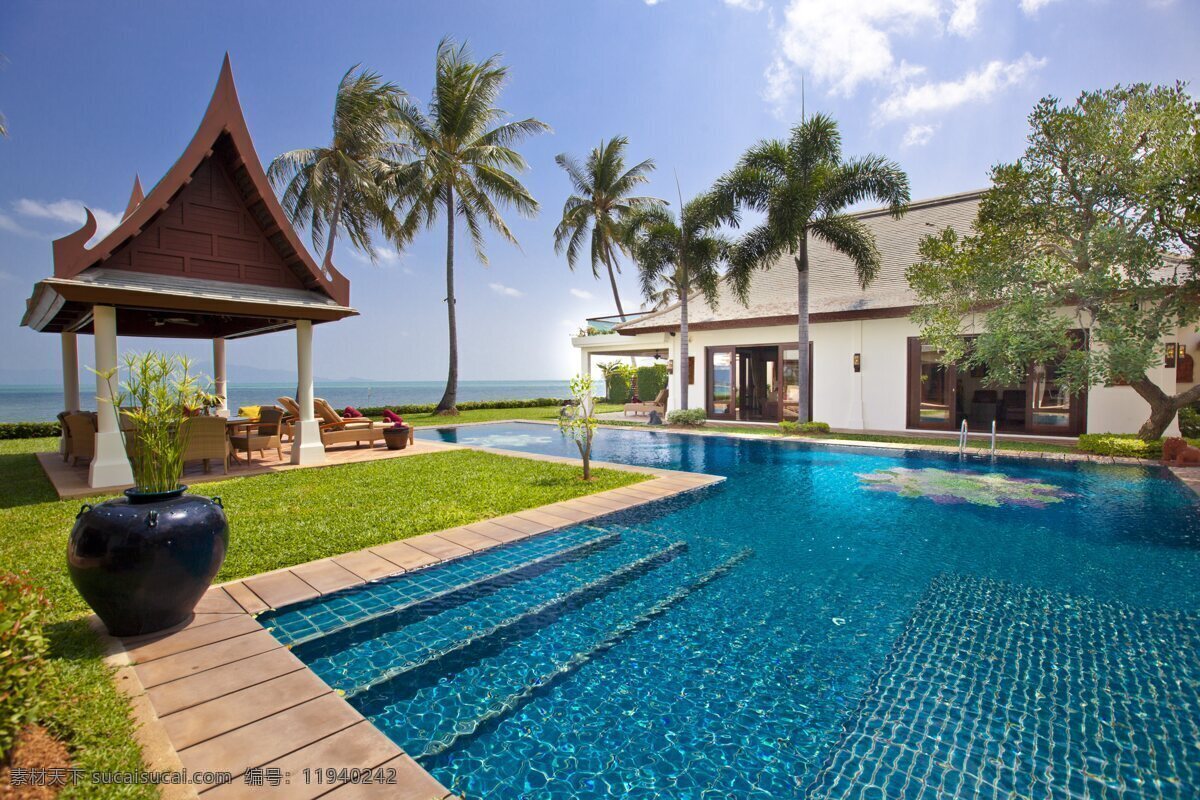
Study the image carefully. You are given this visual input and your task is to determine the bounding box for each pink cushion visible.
[383,409,403,423]
[343,406,363,418]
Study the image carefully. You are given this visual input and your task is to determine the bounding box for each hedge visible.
[635,365,668,402]
[605,374,631,404]
[780,420,832,434]
[356,397,568,416]
[0,572,49,759]
[1180,406,1200,438]
[0,422,61,440]
[1075,433,1200,459]
[667,408,707,427]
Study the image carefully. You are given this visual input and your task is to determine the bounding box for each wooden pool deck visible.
[97,451,723,799]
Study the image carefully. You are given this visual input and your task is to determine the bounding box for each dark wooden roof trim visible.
[617,306,916,335]
[50,55,351,307]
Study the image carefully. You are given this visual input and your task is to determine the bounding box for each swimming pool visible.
[263,422,1200,798]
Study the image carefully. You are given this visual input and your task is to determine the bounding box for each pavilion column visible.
[89,305,134,489]
[60,332,80,455]
[290,320,325,465]
[213,337,228,416]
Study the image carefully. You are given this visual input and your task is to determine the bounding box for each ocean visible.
[0,380,573,423]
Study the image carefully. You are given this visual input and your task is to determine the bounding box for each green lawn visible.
[0,432,644,797]
[397,402,621,427]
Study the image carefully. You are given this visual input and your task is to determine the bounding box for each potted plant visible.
[383,419,412,450]
[68,353,230,637]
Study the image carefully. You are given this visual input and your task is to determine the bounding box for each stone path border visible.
[96,448,721,799]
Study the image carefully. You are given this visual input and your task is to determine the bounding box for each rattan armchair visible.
[229,407,284,464]
[181,416,231,474]
[63,412,96,466]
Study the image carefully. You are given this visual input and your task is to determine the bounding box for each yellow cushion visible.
[237,405,261,420]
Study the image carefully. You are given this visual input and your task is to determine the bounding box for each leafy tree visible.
[268,66,405,268]
[388,39,549,414]
[907,83,1200,440]
[716,114,909,422]
[554,137,664,319]
[622,194,748,410]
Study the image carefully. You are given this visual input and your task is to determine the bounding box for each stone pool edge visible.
[92,455,722,800]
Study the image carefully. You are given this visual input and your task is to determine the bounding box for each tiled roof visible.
[616,190,983,333]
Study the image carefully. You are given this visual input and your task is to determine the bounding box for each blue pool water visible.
[263,423,1200,799]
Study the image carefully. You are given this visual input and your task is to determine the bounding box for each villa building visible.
[573,190,1195,437]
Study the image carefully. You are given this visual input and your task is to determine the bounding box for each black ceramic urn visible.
[68,486,229,637]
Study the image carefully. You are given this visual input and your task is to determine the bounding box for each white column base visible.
[89,430,135,489]
[290,419,326,465]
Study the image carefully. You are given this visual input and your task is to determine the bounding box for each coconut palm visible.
[622,193,751,410]
[388,39,549,415]
[268,65,405,269]
[554,137,663,319]
[715,113,909,422]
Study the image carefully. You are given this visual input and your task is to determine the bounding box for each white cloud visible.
[489,282,524,298]
[0,212,35,238]
[948,0,982,34]
[877,53,1046,120]
[13,198,121,245]
[569,288,594,300]
[902,123,938,146]
[375,245,401,263]
[1019,0,1060,13]
[724,0,764,10]
[770,0,942,100]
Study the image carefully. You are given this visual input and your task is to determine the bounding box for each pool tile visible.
[320,754,451,799]
[223,581,269,615]
[233,721,403,799]
[195,587,244,615]
[125,615,263,663]
[463,519,531,542]
[437,527,502,551]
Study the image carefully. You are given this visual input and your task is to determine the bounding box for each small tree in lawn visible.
[559,374,598,481]
[907,83,1200,440]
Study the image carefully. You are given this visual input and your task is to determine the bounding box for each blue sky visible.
[1,0,1197,383]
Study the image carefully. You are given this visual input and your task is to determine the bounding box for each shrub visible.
[1077,434,1164,459]
[780,420,832,434]
[0,572,49,759]
[0,422,61,440]
[635,365,668,402]
[667,408,707,427]
[1180,406,1200,438]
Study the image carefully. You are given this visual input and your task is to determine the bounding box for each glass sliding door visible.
[781,343,814,422]
[706,347,736,420]
[907,337,956,430]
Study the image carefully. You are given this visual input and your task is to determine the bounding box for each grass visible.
[398,402,621,427]
[0,433,645,797]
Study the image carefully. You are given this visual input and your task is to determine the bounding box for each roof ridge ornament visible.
[123,174,144,220]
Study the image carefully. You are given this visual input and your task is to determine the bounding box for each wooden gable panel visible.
[111,155,304,290]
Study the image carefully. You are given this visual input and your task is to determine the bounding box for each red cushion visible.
[343,406,362,418]
[383,409,403,423]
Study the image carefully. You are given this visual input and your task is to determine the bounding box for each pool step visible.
[306,534,687,697]
[267,528,619,647]
[356,547,752,761]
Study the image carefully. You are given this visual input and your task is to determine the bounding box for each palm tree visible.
[268,65,405,269]
[622,193,751,410]
[388,39,549,414]
[716,113,909,422]
[553,137,663,320]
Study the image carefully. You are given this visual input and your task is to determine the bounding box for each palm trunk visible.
[436,182,459,415]
[678,283,689,412]
[796,232,811,423]
[605,259,627,321]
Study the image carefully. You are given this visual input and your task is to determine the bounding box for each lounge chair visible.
[313,397,385,448]
[63,412,96,466]
[181,416,231,474]
[625,388,668,417]
[229,406,285,464]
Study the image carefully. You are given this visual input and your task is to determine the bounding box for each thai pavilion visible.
[20,56,358,490]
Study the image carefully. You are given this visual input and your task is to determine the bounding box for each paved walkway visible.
[100,455,722,799]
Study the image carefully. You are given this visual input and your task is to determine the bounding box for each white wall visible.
[652,317,1188,436]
